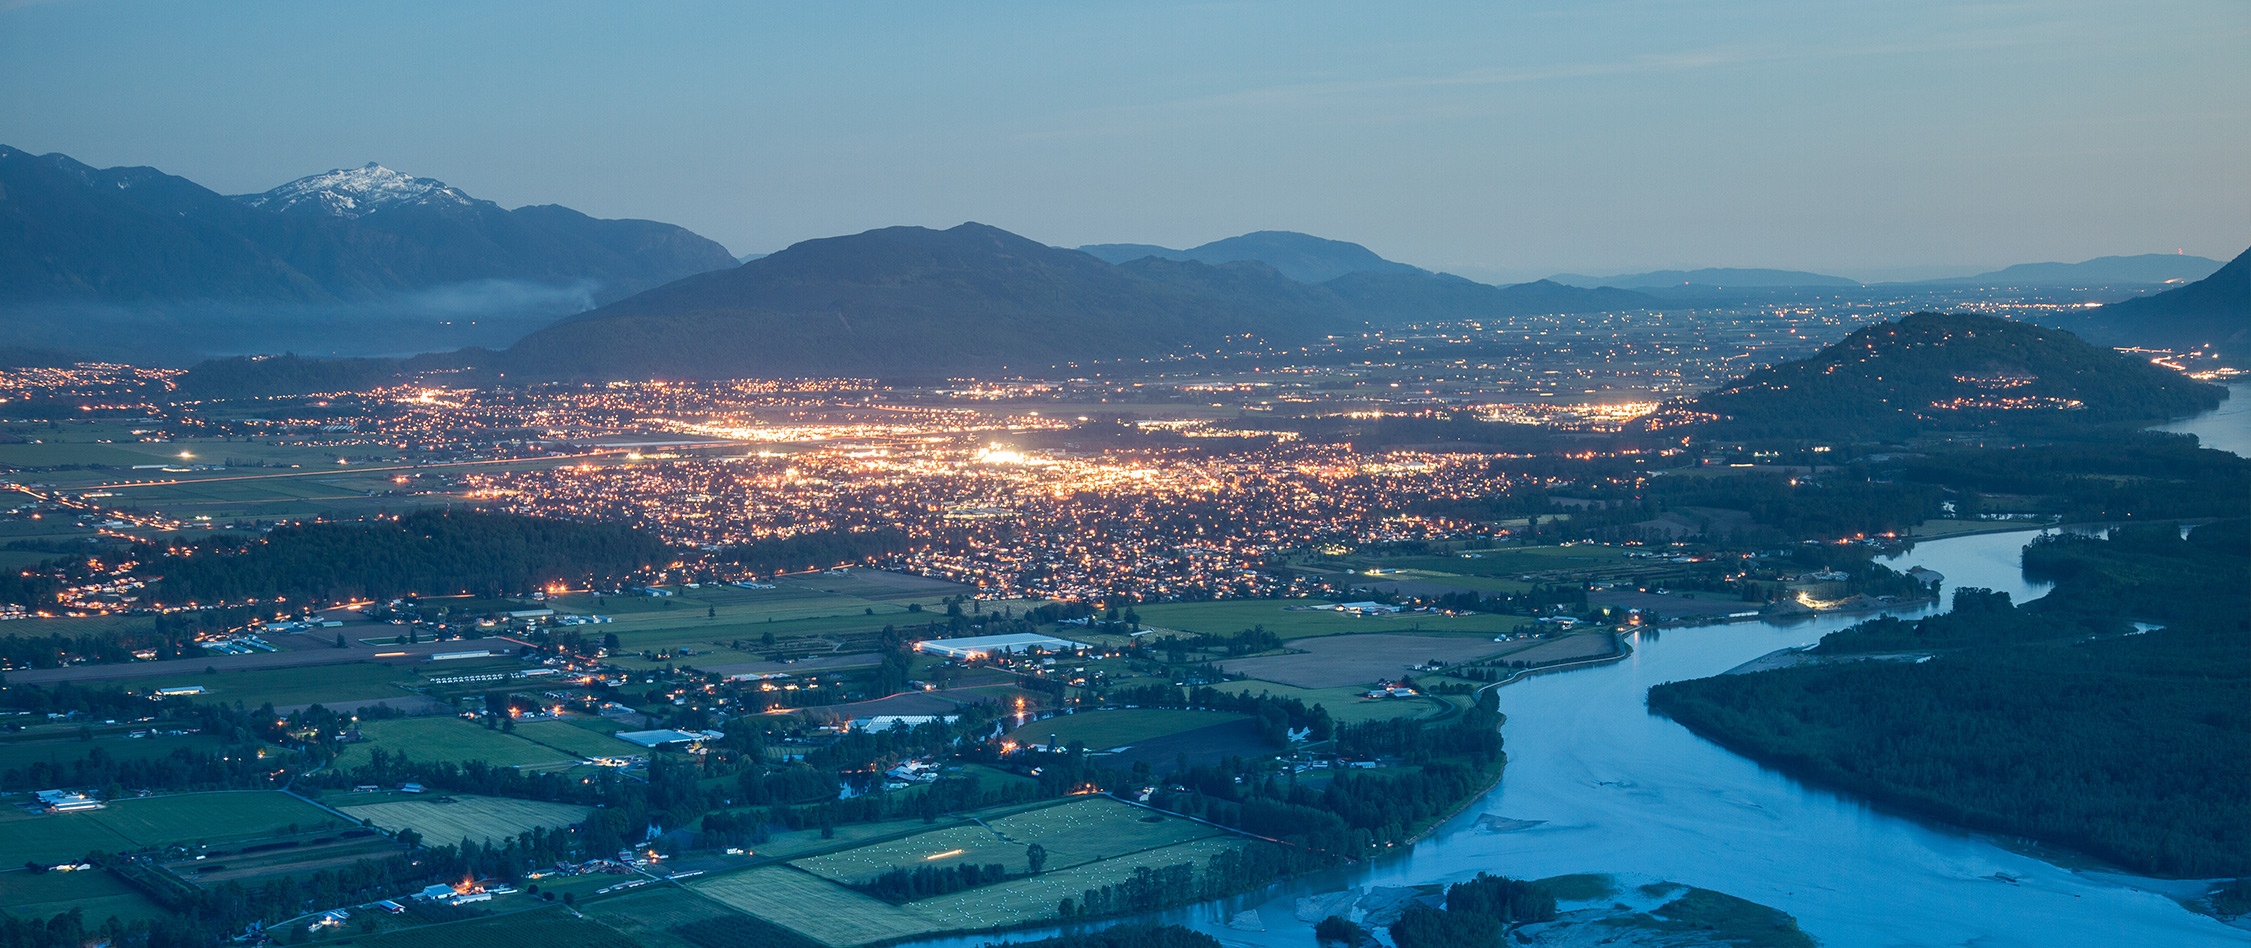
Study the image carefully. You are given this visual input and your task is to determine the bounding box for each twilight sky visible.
[3,0,2245,280]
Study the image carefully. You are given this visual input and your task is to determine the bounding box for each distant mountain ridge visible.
[500,223,1664,380]
[1635,312,2225,441]
[1325,273,1657,322]
[1921,253,2223,288]
[0,145,737,309]
[1547,268,1860,288]
[1079,230,1426,284]
[2047,246,2249,350]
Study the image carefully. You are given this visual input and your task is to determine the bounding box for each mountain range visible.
[1547,254,2227,291]
[1924,253,2224,288]
[0,147,736,309]
[497,223,1669,380]
[1635,311,2226,441]
[1077,231,1426,283]
[2041,246,2249,351]
[1547,268,1862,289]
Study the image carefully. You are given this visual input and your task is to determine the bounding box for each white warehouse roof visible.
[915,633,1078,659]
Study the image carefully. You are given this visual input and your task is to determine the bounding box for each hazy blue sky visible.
[4,0,2245,279]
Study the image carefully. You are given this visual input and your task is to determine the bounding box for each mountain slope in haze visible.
[1080,230,1424,283]
[0,147,737,308]
[1547,267,1859,288]
[1634,312,2225,441]
[2039,246,2249,351]
[501,223,1357,379]
[1926,253,2224,287]
[1324,272,1660,322]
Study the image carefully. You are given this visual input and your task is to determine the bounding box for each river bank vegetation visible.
[1650,522,2249,878]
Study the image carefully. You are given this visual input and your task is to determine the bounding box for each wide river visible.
[914,389,2250,948]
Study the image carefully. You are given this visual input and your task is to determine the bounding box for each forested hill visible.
[1634,312,2225,441]
[496,223,1359,379]
[2048,244,2249,350]
[138,510,667,604]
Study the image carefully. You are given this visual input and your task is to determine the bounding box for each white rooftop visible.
[614,728,725,748]
[915,632,1078,658]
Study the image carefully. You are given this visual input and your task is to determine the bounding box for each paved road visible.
[4,635,526,686]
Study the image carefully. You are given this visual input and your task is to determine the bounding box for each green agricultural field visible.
[579,887,793,948]
[0,441,191,468]
[336,904,644,948]
[0,790,343,862]
[1362,544,1631,577]
[138,661,420,708]
[693,866,933,948]
[0,732,236,775]
[906,835,1250,932]
[982,797,1219,867]
[1364,569,1535,594]
[0,866,171,925]
[736,815,970,861]
[1,613,159,641]
[509,719,640,759]
[338,793,591,845]
[1131,600,1531,641]
[793,797,1218,885]
[701,831,1262,946]
[1205,680,1453,723]
[1006,709,1244,751]
[328,717,579,772]
[792,824,1013,885]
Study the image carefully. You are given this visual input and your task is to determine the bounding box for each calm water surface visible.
[2156,380,2251,457]
[911,395,2251,948]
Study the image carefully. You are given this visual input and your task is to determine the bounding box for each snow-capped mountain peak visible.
[235,162,487,218]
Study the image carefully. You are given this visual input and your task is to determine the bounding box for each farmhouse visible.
[914,632,1077,659]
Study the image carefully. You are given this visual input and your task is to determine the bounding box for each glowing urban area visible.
[1,6,2246,948]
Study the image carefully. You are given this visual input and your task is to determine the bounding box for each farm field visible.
[693,866,933,947]
[1345,569,1536,594]
[0,732,236,774]
[1131,601,1529,640]
[579,886,806,948]
[0,866,171,925]
[1206,680,1453,724]
[907,835,1250,931]
[336,904,645,948]
[509,719,640,759]
[0,612,159,641]
[138,661,419,708]
[734,815,971,861]
[1004,709,1245,751]
[793,797,1219,885]
[1354,544,1633,577]
[550,584,966,658]
[1214,632,1512,688]
[792,824,1020,885]
[698,830,1262,947]
[1497,631,1621,666]
[328,717,580,772]
[0,790,343,862]
[168,832,404,884]
[337,793,591,844]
